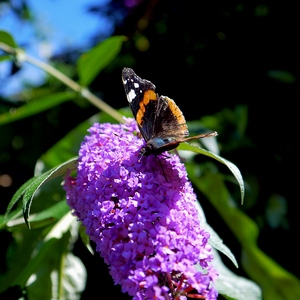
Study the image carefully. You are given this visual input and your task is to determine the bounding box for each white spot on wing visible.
[127,89,136,102]
[134,82,139,88]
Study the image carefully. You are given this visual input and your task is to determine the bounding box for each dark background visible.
[1,0,298,299]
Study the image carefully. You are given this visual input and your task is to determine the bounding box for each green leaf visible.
[25,214,86,300]
[4,201,71,230]
[0,55,12,62]
[178,142,245,204]
[190,170,300,300]
[4,213,86,299]
[0,91,76,126]
[77,35,126,86]
[196,194,261,298]
[195,201,238,268]
[213,250,262,300]
[0,30,17,47]
[0,208,23,230]
[0,227,43,293]
[40,115,99,169]
[58,253,87,299]
[40,109,130,169]
[5,158,78,228]
[5,177,38,223]
[268,70,295,84]
[79,225,94,255]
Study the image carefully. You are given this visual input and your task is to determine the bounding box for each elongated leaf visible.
[191,171,300,300]
[77,35,126,86]
[195,201,238,268]
[0,30,17,47]
[30,200,70,223]
[5,158,78,228]
[268,70,295,84]
[59,253,87,299]
[40,109,130,169]
[0,55,12,62]
[0,227,42,292]
[10,213,86,300]
[31,220,86,300]
[5,176,38,221]
[0,208,22,230]
[79,225,94,255]
[4,201,71,230]
[212,250,262,300]
[0,91,76,126]
[178,142,244,204]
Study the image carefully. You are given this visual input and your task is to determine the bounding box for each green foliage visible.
[178,142,244,204]
[268,70,296,84]
[4,158,78,228]
[0,30,17,48]
[212,251,262,300]
[0,91,77,126]
[0,33,126,125]
[77,35,127,86]
[0,212,86,300]
[187,166,300,300]
[1,30,298,300]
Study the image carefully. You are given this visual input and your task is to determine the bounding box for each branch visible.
[0,42,125,123]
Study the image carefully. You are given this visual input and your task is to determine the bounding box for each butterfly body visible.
[122,68,217,156]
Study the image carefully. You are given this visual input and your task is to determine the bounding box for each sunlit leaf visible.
[5,201,71,230]
[59,253,87,298]
[77,35,126,86]
[24,214,86,299]
[195,201,238,268]
[5,213,86,300]
[0,91,76,126]
[5,158,78,228]
[212,250,262,300]
[179,142,244,204]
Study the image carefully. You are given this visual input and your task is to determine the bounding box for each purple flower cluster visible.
[64,119,218,299]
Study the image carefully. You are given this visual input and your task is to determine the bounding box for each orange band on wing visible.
[136,90,157,125]
[143,90,157,104]
[167,97,187,126]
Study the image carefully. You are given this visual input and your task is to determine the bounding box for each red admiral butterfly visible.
[122,68,217,156]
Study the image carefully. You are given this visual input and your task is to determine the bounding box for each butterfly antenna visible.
[184,131,218,141]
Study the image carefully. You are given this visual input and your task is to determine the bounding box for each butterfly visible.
[122,67,217,156]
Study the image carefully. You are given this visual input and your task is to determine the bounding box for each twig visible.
[0,42,125,123]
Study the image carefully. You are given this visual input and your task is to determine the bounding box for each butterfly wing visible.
[122,68,158,142]
[122,68,217,155]
[152,96,189,140]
